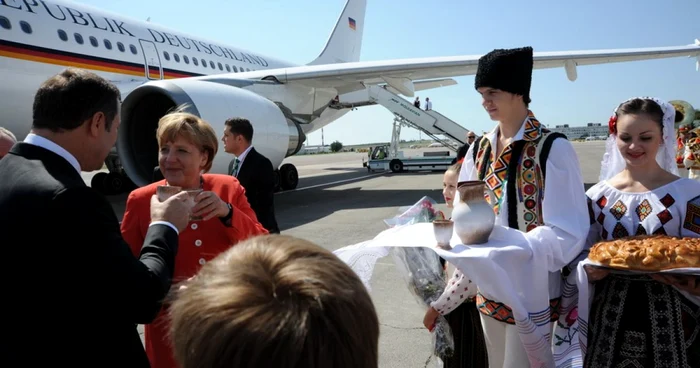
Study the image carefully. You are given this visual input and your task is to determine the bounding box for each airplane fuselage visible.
[0,0,347,143]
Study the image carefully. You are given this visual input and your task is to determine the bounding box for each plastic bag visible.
[385,196,454,359]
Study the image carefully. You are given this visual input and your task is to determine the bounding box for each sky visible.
[74,0,700,146]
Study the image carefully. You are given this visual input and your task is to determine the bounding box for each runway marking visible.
[276,172,385,194]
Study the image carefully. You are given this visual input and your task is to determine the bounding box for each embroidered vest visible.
[472,112,566,324]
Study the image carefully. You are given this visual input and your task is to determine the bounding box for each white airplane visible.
[1,0,699,194]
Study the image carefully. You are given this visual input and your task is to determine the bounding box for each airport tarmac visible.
[93,141,641,367]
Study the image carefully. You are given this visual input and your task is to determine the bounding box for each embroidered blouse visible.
[431,116,590,315]
[585,178,700,244]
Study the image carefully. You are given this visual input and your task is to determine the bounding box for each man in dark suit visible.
[0,68,193,367]
[222,117,280,233]
[454,131,477,164]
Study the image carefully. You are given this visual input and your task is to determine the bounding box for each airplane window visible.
[0,16,10,30]
[218,62,223,70]
[183,55,189,64]
[57,29,68,41]
[129,44,137,54]
[209,61,215,69]
[74,33,83,44]
[19,21,32,34]
[117,42,125,52]
[89,36,98,47]
[163,51,170,61]
[232,65,238,72]
[225,65,231,72]
[104,39,112,50]
[174,54,180,63]
[192,58,198,66]
[201,59,207,68]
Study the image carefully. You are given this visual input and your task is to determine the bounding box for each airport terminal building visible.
[548,122,610,140]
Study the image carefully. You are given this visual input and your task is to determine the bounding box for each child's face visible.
[442,170,458,208]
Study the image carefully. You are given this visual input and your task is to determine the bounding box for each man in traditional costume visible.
[684,126,700,180]
[446,46,590,367]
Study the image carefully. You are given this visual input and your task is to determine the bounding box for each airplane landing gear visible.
[279,163,298,191]
[91,171,134,195]
[273,169,281,192]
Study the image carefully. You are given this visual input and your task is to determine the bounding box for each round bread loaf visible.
[588,235,700,271]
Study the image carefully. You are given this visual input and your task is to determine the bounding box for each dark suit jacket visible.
[456,142,470,162]
[0,143,180,368]
[229,147,280,233]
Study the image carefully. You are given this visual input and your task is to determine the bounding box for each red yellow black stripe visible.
[0,39,202,80]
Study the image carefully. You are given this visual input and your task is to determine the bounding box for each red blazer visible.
[120,173,268,368]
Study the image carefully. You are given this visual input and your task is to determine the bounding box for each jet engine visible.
[114,79,305,190]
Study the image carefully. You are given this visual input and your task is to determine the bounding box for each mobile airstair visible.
[367,85,468,149]
[330,84,469,150]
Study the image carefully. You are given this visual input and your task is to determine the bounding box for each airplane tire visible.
[91,172,107,192]
[103,172,125,195]
[279,163,298,190]
[273,169,281,192]
[389,159,403,173]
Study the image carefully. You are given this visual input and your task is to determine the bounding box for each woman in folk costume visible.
[121,111,268,368]
[578,97,700,367]
[423,46,591,368]
[683,127,700,180]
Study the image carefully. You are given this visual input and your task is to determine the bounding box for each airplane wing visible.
[389,78,457,94]
[196,40,700,96]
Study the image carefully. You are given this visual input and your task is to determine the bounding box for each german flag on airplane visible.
[348,17,356,30]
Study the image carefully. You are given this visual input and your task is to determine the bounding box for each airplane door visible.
[139,40,162,80]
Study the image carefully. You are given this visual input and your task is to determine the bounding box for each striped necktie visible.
[231,158,240,177]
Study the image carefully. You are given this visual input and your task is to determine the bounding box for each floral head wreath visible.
[608,115,618,135]
[598,96,679,181]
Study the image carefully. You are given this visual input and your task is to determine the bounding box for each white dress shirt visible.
[24,133,81,173]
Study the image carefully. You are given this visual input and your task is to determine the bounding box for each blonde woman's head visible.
[156,108,218,187]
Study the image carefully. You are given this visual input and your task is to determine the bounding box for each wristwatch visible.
[220,203,233,227]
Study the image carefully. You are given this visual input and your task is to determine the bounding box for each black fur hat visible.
[474,47,534,102]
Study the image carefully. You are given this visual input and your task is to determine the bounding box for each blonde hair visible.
[169,235,380,368]
[156,109,218,172]
[446,162,461,174]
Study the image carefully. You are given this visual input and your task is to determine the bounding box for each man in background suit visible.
[223,117,280,233]
[0,68,193,367]
[454,131,477,164]
[0,126,17,159]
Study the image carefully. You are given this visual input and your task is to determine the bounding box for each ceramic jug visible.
[452,180,496,245]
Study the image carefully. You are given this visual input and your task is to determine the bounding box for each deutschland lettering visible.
[1,0,270,67]
[1,0,134,37]
[147,29,268,67]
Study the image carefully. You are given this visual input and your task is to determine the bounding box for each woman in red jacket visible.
[121,110,268,368]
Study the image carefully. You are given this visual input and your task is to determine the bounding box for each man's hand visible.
[193,191,230,221]
[423,307,440,331]
[650,274,700,296]
[150,191,193,232]
[583,265,610,282]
